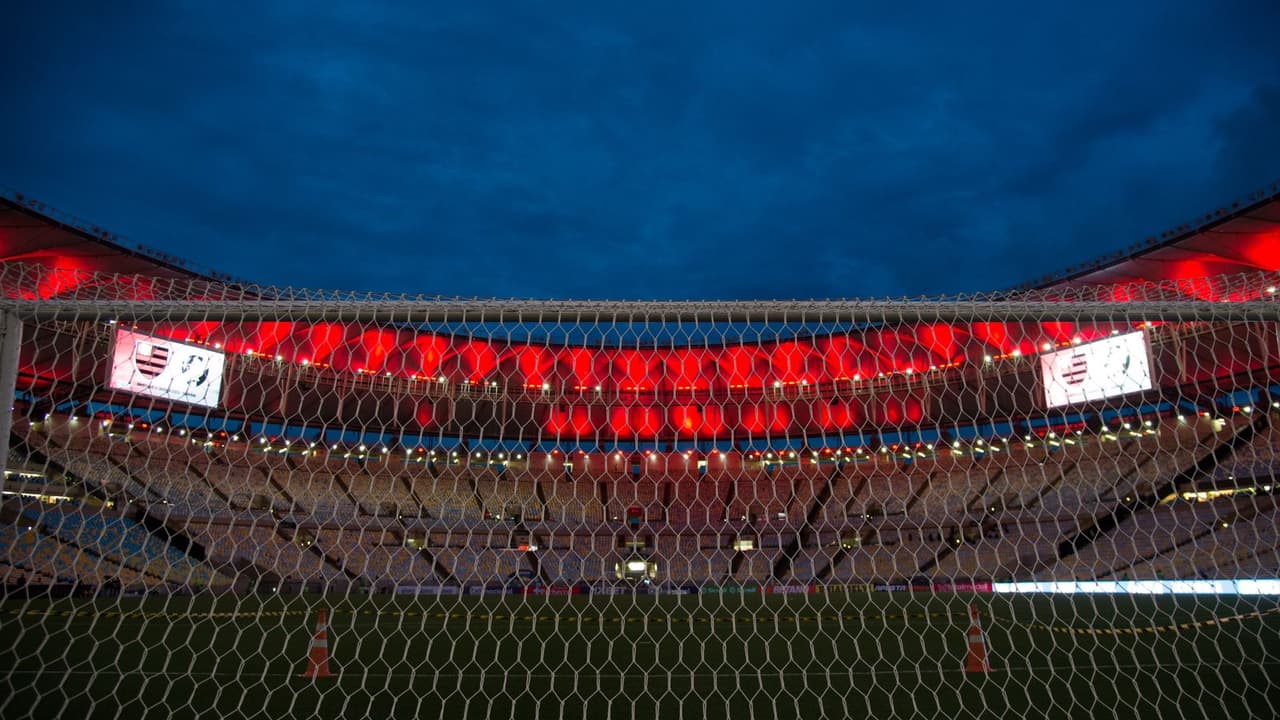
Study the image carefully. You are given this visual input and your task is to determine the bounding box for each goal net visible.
[1,262,1277,719]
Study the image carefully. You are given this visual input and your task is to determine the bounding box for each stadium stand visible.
[4,406,1278,592]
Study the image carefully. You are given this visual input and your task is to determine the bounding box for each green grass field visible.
[2,591,1278,719]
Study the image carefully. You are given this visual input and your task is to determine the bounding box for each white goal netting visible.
[1,262,1278,719]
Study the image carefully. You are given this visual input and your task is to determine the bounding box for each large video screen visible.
[1040,330,1153,409]
[107,328,226,408]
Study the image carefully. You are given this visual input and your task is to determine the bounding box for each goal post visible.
[0,310,22,485]
[2,261,1279,719]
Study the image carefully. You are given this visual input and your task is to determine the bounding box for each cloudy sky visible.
[2,2,1278,300]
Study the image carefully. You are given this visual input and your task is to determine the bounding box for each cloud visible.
[2,3,1277,300]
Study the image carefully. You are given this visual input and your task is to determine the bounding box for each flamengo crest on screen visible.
[108,328,226,409]
[1040,330,1154,409]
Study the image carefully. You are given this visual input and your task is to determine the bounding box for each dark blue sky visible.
[2,3,1278,300]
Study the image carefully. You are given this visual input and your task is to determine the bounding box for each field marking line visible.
[1012,606,1280,635]
[5,661,1280,680]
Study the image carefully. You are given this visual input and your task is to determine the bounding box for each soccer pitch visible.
[2,592,1277,719]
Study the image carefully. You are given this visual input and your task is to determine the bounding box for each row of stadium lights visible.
[86,418,1023,462]
[83,402,1278,465]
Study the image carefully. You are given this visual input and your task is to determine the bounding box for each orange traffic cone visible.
[299,608,334,678]
[964,603,992,674]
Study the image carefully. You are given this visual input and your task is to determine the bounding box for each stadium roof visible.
[0,189,238,289]
[1022,182,1280,294]
[4,184,1280,302]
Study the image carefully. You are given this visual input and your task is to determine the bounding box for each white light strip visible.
[992,579,1280,595]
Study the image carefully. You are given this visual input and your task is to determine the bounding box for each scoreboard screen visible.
[1040,331,1152,409]
[107,328,226,408]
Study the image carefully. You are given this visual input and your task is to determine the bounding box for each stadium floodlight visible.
[0,261,1278,718]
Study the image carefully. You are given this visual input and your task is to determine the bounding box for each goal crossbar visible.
[5,299,1280,324]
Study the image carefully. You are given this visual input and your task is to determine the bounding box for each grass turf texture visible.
[2,592,1277,719]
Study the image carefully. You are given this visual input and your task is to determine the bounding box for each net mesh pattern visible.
[1,263,1278,719]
